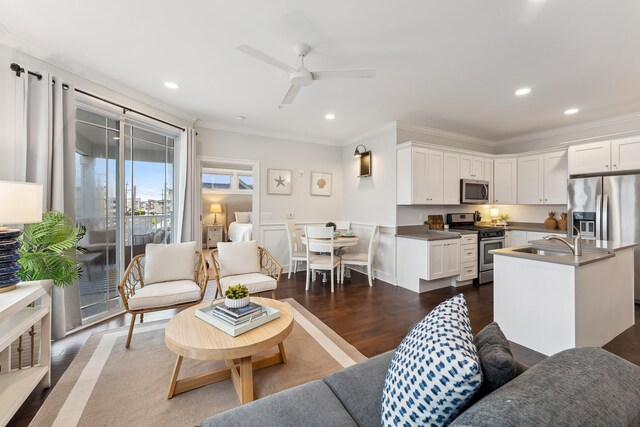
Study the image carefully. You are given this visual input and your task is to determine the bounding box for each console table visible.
[0,280,53,426]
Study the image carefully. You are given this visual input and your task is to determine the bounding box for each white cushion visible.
[235,212,251,223]
[128,280,201,310]
[381,295,482,426]
[341,252,369,262]
[217,241,261,277]
[292,250,306,259]
[309,255,340,268]
[219,272,276,295]
[144,241,197,285]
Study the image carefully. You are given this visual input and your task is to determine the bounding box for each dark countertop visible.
[490,245,614,266]
[529,238,638,253]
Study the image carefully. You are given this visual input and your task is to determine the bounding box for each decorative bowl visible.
[225,295,250,309]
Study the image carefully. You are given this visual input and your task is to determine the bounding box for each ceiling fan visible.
[235,43,376,105]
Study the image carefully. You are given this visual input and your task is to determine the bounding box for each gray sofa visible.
[201,347,640,427]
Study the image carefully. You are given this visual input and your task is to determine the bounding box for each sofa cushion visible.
[381,294,482,427]
[323,351,394,427]
[450,347,640,426]
[200,380,357,427]
[217,241,260,277]
[474,322,518,395]
[143,241,197,285]
[219,273,276,295]
[128,280,201,310]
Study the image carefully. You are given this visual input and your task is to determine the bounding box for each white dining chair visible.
[285,222,307,278]
[340,225,378,287]
[334,221,351,231]
[305,226,341,292]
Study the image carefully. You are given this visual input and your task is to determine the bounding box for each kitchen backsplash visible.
[396,204,567,226]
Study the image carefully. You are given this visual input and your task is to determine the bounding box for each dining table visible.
[300,234,360,282]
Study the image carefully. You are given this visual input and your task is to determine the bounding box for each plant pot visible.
[225,295,250,309]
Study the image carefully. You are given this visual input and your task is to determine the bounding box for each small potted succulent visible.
[224,284,250,308]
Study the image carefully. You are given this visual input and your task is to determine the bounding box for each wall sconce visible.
[353,144,372,177]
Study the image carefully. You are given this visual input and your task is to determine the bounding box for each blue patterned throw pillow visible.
[381,295,482,427]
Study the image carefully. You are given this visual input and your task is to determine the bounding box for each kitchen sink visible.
[512,247,573,257]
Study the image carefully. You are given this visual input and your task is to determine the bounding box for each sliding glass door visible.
[75,108,177,323]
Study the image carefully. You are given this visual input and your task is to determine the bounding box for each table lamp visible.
[210,203,222,225]
[0,181,43,293]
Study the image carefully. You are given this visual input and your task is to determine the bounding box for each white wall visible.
[397,126,495,153]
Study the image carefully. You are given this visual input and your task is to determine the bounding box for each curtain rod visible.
[9,62,186,132]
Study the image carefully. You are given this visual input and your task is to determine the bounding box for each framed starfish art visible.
[267,169,292,195]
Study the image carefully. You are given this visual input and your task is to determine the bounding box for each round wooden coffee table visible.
[164,297,294,404]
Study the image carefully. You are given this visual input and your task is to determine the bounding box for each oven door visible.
[479,237,506,271]
[461,180,489,204]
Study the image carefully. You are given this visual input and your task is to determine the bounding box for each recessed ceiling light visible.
[236,115,246,120]
[515,87,531,96]
[325,113,336,120]
[164,81,180,89]
[564,108,579,115]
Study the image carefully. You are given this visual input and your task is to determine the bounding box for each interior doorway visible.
[195,156,260,249]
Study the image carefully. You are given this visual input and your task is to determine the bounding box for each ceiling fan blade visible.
[235,45,294,73]
[282,85,301,104]
[312,69,376,80]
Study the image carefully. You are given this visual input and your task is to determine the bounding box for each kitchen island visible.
[491,239,637,356]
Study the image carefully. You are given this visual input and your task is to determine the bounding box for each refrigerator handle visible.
[602,194,609,241]
[596,194,602,240]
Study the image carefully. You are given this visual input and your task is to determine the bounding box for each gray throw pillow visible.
[474,322,517,394]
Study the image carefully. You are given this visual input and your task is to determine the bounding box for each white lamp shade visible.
[0,181,43,225]
[490,208,500,217]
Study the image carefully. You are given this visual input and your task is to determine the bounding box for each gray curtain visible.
[15,70,81,340]
[176,128,197,242]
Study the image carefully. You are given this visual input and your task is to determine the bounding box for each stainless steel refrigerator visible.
[568,174,640,302]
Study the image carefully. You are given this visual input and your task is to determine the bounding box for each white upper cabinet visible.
[568,141,611,175]
[518,151,568,205]
[493,158,518,204]
[460,155,485,179]
[443,152,461,204]
[518,154,544,204]
[611,136,640,172]
[543,151,568,204]
[426,150,444,204]
[396,145,445,205]
[484,159,494,204]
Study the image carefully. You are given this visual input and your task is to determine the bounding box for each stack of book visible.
[210,302,265,326]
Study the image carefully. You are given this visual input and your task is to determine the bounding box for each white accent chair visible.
[305,226,341,292]
[285,222,307,278]
[340,225,378,287]
[334,221,351,231]
[210,240,283,299]
[119,241,208,348]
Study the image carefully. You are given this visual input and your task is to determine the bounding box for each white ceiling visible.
[1,0,639,144]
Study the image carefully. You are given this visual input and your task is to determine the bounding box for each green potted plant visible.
[224,284,250,308]
[17,210,86,287]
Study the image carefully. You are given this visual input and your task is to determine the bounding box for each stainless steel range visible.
[446,213,506,285]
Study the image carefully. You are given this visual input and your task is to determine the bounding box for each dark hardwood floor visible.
[9,270,640,426]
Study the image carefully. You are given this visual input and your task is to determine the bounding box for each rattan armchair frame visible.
[118,250,209,348]
[209,246,283,299]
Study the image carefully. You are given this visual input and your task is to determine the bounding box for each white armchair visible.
[210,241,283,299]
[119,241,208,348]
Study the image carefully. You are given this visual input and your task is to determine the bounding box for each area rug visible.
[30,299,367,427]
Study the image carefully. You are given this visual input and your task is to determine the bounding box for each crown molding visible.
[0,30,197,125]
[395,121,497,147]
[497,111,640,145]
[195,121,341,146]
[342,121,398,146]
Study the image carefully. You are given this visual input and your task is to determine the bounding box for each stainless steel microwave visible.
[461,179,489,204]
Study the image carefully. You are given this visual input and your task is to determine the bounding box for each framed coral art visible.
[310,172,331,196]
[267,169,292,195]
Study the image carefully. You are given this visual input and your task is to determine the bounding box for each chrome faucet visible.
[543,225,582,256]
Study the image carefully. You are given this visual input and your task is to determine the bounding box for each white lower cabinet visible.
[396,237,461,293]
[457,233,478,283]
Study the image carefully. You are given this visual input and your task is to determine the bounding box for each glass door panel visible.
[75,112,121,320]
